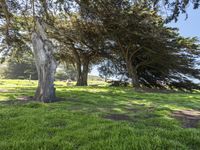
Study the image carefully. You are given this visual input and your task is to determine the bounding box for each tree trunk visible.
[76,62,84,86]
[126,61,140,89]
[76,58,89,86]
[82,59,89,85]
[131,68,140,89]
[31,18,57,102]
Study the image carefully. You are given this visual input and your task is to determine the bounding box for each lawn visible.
[0,79,200,150]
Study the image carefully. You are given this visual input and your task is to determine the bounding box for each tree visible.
[54,15,106,86]
[131,0,200,22]
[55,64,77,81]
[3,53,37,80]
[70,19,105,86]
[98,59,127,82]
[79,0,200,90]
[31,18,58,102]
[155,0,200,22]
[0,0,72,102]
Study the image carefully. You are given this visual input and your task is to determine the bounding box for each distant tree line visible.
[0,53,38,80]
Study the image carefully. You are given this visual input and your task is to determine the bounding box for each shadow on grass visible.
[1,85,200,110]
[1,86,200,129]
[56,87,200,111]
[2,85,200,111]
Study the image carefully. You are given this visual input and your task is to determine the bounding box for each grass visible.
[0,79,200,150]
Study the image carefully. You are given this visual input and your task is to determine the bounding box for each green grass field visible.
[0,79,200,150]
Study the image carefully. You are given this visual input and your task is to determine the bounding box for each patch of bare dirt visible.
[135,87,177,93]
[104,114,131,121]
[0,89,9,92]
[0,100,30,105]
[172,110,200,128]
[131,97,144,100]
[0,96,33,105]
[16,96,33,101]
[126,108,140,112]
[126,106,155,113]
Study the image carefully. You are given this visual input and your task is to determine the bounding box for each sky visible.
[168,7,200,39]
[90,7,200,76]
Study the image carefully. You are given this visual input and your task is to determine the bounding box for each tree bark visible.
[31,18,57,102]
[76,62,83,86]
[131,68,140,89]
[126,60,140,89]
[76,58,89,86]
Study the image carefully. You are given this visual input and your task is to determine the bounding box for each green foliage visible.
[1,54,37,80]
[83,1,200,89]
[55,64,77,81]
[98,59,128,81]
[0,63,7,79]
[0,79,200,149]
[132,0,200,22]
[88,75,104,81]
[159,0,200,22]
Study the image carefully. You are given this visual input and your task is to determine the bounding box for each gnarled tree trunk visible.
[31,18,57,102]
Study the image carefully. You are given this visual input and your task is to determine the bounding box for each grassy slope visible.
[0,79,200,150]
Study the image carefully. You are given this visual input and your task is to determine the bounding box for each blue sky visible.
[168,7,200,39]
[90,7,200,76]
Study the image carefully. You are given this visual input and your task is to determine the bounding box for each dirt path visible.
[172,110,200,128]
